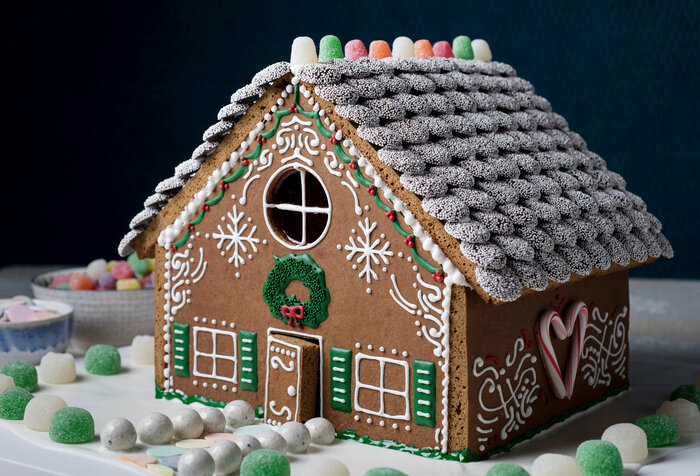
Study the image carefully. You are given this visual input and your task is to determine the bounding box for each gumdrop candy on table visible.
[392,36,414,58]
[239,449,290,476]
[657,398,700,432]
[39,352,76,384]
[452,35,473,60]
[575,440,623,476]
[485,462,529,476]
[364,468,408,476]
[49,407,95,444]
[433,41,454,58]
[669,384,700,410]
[84,344,121,375]
[635,414,681,447]
[471,39,493,61]
[319,35,344,62]
[304,457,350,476]
[368,40,392,59]
[531,453,581,476]
[0,386,34,420]
[131,335,155,365]
[345,40,368,61]
[290,36,317,65]
[1,360,38,392]
[601,423,648,463]
[413,39,433,58]
[24,394,67,431]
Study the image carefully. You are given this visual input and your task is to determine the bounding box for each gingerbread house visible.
[118,36,672,460]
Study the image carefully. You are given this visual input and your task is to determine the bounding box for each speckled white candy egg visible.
[223,400,255,428]
[137,412,174,445]
[207,440,242,474]
[234,434,262,456]
[178,448,215,476]
[303,457,350,476]
[100,417,137,451]
[257,429,288,452]
[278,421,311,453]
[173,408,204,439]
[198,406,226,434]
[305,417,335,445]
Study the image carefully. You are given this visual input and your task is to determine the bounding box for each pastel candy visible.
[669,384,700,410]
[235,434,262,456]
[6,304,34,322]
[319,35,343,62]
[472,39,493,61]
[131,335,155,365]
[392,36,415,58]
[531,453,581,476]
[452,35,474,60]
[24,394,67,431]
[345,39,368,60]
[240,449,290,476]
[50,274,70,288]
[56,283,70,290]
[98,271,116,290]
[0,387,33,419]
[111,261,133,280]
[86,259,108,280]
[120,453,158,468]
[224,400,255,428]
[1,360,38,392]
[601,423,648,463]
[305,457,350,476]
[197,406,226,434]
[290,36,317,65]
[84,344,121,375]
[69,272,94,290]
[127,252,150,275]
[146,445,186,458]
[176,438,212,449]
[208,440,243,474]
[172,408,204,439]
[234,424,274,437]
[146,464,174,476]
[368,40,392,59]
[117,278,141,290]
[178,448,215,476]
[106,260,117,272]
[414,39,433,58]
[277,421,310,453]
[433,41,454,58]
[657,398,700,432]
[364,469,407,476]
[158,455,181,470]
[485,462,529,476]
[137,412,174,445]
[40,352,76,384]
[49,407,95,444]
[101,417,137,451]
[575,440,623,476]
[0,375,13,392]
[257,430,287,452]
[204,432,238,442]
[305,416,335,445]
[635,414,680,447]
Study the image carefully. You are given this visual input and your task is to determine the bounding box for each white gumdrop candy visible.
[198,406,226,434]
[392,36,415,58]
[223,400,255,428]
[472,39,493,62]
[131,335,155,365]
[173,408,204,439]
[234,434,262,457]
[531,453,581,476]
[601,423,648,463]
[303,456,350,476]
[86,259,108,280]
[657,399,700,432]
[258,429,288,452]
[290,36,318,65]
[39,352,76,384]
[178,448,215,476]
[23,395,67,431]
[137,412,174,445]
[208,440,242,474]
[305,417,335,445]
[101,417,137,451]
[0,375,13,392]
[278,421,311,453]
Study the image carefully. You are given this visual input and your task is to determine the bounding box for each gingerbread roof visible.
[119,55,672,302]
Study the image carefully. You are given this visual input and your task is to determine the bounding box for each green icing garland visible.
[262,253,330,329]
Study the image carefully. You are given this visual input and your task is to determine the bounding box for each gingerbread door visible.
[264,333,319,425]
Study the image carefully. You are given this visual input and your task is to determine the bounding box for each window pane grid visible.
[193,326,237,384]
[354,353,410,420]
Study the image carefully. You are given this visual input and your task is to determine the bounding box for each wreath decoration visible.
[262,253,330,329]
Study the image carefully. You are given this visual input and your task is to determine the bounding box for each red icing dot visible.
[349,160,357,169]
[367,185,376,195]
[385,210,395,221]
[330,136,338,145]
[241,158,249,166]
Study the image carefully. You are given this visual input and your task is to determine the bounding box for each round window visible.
[263,165,331,249]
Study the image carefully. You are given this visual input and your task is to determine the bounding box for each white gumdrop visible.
[172,408,204,439]
[305,417,335,445]
[278,421,310,453]
[303,456,350,476]
[86,259,108,280]
[234,435,261,457]
[198,406,226,434]
[472,39,493,62]
[137,412,174,445]
[178,448,215,476]
[101,417,137,451]
[39,352,76,384]
[392,36,415,58]
[657,398,700,432]
[23,395,67,431]
[223,400,255,428]
[258,429,288,452]
[0,375,13,392]
[531,453,581,476]
[131,335,155,365]
[290,36,318,65]
[601,423,648,463]
[208,440,242,474]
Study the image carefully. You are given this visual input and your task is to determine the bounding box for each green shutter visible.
[413,360,436,427]
[173,323,190,377]
[330,346,352,412]
[239,331,258,391]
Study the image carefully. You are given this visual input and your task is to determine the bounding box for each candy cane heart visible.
[537,301,589,399]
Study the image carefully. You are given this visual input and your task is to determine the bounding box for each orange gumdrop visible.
[414,39,433,58]
[69,272,95,290]
[368,40,392,59]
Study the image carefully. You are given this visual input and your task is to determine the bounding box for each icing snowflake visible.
[209,205,261,268]
[343,217,393,284]
[581,305,628,388]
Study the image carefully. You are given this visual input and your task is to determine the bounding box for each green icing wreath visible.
[262,253,330,329]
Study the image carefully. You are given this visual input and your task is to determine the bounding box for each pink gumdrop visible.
[345,39,368,61]
[50,274,70,288]
[111,261,133,280]
[433,41,454,58]
[6,304,35,322]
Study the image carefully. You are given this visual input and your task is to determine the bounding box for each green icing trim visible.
[155,382,226,408]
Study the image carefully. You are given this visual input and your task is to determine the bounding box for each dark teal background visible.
[2,0,698,279]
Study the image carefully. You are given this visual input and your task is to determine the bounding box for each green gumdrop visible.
[318,35,344,62]
[1,360,38,392]
[364,469,408,476]
[84,345,121,375]
[240,449,290,476]
[635,414,680,447]
[127,252,150,275]
[486,462,529,476]
[49,407,94,444]
[670,384,700,410]
[452,35,474,60]
[576,440,623,476]
[0,387,34,420]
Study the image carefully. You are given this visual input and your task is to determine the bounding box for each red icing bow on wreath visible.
[280,304,304,328]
